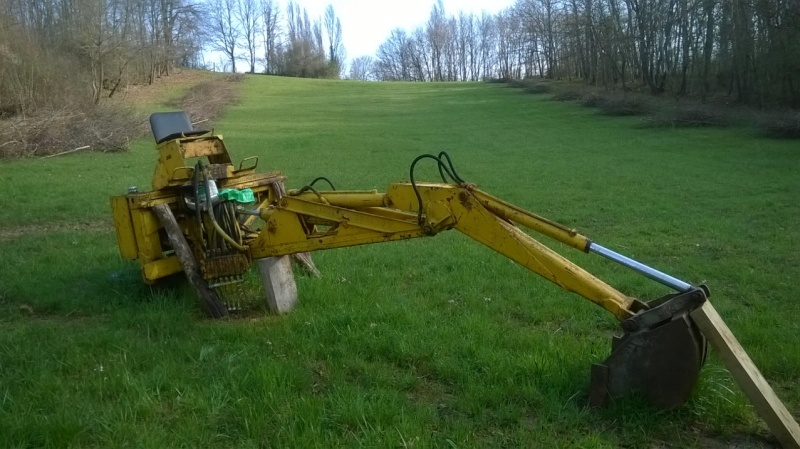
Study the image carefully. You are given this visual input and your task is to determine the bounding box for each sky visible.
[268,0,515,61]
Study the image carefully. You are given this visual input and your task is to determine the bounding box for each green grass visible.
[1,76,798,447]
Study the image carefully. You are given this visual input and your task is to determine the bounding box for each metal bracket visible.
[621,286,709,333]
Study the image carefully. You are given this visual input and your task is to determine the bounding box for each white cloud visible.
[281,0,516,59]
[203,0,517,72]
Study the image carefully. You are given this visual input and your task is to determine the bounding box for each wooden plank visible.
[292,252,321,277]
[257,256,298,314]
[691,301,800,448]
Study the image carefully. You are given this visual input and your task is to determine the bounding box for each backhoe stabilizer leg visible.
[589,287,709,409]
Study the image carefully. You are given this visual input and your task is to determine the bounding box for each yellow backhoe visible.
[112,111,709,411]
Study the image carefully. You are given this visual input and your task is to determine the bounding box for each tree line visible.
[370,0,800,108]
[3,0,797,117]
[205,0,344,78]
[0,0,344,117]
[1,0,206,116]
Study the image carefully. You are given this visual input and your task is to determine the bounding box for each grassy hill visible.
[0,75,797,447]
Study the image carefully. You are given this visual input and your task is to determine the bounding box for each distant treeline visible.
[0,0,344,118]
[2,0,797,116]
[368,0,800,108]
[207,0,344,78]
[0,0,206,116]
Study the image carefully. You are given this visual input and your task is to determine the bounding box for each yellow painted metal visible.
[409,184,635,320]
[111,192,174,283]
[218,171,285,191]
[152,135,233,190]
[248,182,636,320]
[181,139,225,158]
[152,141,190,190]
[470,189,592,252]
[112,127,286,284]
[289,190,387,209]
[143,256,183,282]
[129,207,163,265]
[111,195,139,259]
[249,198,424,257]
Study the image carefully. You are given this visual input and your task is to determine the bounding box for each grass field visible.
[1,76,798,448]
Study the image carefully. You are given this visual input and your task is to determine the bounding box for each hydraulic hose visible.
[409,153,460,225]
[193,162,204,238]
[204,169,248,252]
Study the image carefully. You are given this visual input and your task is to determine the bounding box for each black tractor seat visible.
[149,111,210,144]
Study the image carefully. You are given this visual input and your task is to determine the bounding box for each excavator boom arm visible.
[250,182,639,321]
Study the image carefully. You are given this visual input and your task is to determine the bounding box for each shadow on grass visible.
[641,104,732,129]
[500,78,799,140]
[759,111,800,139]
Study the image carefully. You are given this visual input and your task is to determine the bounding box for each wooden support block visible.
[691,301,800,449]
[258,256,298,314]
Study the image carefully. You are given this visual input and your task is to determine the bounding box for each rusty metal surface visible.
[622,287,707,332]
[219,171,285,190]
[207,164,229,180]
[181,139,225,158]
[200,252,251,279]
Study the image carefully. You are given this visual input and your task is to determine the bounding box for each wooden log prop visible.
[691,301,800,448]
[153,204,228,318]
[257,256,298,314]
[291,252,321,277]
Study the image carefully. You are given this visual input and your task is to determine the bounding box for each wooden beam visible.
[153,204,228,318]
[691,301,800,448]
[291,252,321,277]
[257,256,298,314]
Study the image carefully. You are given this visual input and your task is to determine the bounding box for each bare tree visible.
[260,0,281,74]
[409,28,432,81]
[324,5,345,76]
[478,12,496,80]
[376,28,412,81]
[426,0,447,81]
[349,55,375,80]
[282,1,327,77]
[235,0,261,73]
[207,0,240,72]
[367,0,799,106]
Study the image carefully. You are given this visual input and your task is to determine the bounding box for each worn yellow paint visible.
[152,135,233,190]
[470,189,592,252]
[288,190,387,209]
[129,207,162,264]
[142,256,182,283]
[111,195,139,259]
[248,183,635,320]
[113,131,288,284]
[250,197,425,257]
[181,139,225,158]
